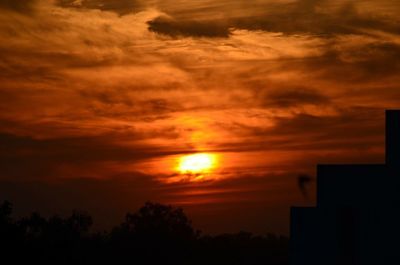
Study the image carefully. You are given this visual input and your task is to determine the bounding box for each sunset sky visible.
[1,0,400,235]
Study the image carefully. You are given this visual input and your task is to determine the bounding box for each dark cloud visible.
[214,106,385,156]
[262,88,330,108]
[149,0,400,38]
[0,0,37,14]
[79,88,181,118]
[233,1,400,36]
[270,107,384,141]
[148,16,231,38]
[276,108,384,149]
[297,41,400,82]
[340,42,400,78]
[0,132,185,180]
[57,0,143,15]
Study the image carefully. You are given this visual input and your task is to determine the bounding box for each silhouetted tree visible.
[0,200,289,265]
[69,211,93,232]
[110,202,199,264]
[0,200,12,224]
[124,202,198,240]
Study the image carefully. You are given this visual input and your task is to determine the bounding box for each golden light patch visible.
[177,153,218,175]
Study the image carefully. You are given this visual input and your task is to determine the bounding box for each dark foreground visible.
[0,201,288,264]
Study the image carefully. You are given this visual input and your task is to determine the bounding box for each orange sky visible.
[0,0,400,235]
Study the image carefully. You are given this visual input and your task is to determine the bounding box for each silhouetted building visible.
[291,110,400,265]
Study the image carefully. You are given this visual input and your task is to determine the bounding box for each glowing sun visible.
[177,153,218,174]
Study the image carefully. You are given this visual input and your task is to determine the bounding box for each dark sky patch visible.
[262,88,330,108]
[0,0,37,14]
[148,16,231,38]
[57,0,144,15]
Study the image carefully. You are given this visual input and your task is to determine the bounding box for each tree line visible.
[0,200,289,264]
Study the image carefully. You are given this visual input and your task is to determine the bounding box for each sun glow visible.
[177,153,218,174]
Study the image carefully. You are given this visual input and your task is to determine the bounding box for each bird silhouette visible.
[298,174,314,199]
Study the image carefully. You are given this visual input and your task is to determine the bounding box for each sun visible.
[177,153,217,174]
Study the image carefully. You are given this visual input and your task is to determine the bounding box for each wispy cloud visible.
[0,0,38,14]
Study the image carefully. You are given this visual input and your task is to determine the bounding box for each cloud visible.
[0,0,37,13]
[56,0,145,15]
[0,132,187,180]
[289,39,400,84]
[261,88,330,108]
[212,106,386,158]
[148,0,400,38]
[234,1,400,36]
[269,107,384,141]
[148,16,231,38]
